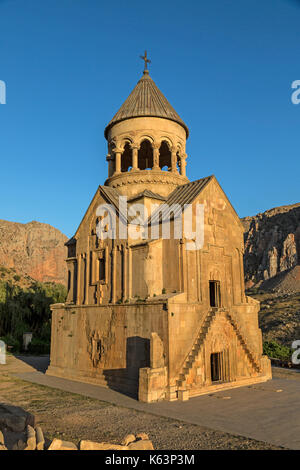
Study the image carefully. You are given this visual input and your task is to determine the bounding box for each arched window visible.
[176,151,181,173]
[121,142,132,172]
[138,140,153,170]
[159,141,171,171]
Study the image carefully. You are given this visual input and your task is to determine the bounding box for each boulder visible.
[12,439,26,451]
[0,403,35,432]
[24,425,36,450]
[0,413,26,432]
[136,432,149,441]
[48,438,77,450]
[79,440,128,451]
[128,439,154,450]
[36,426,45,450]
[121,434,136,446]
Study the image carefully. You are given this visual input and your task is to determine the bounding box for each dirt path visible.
[0,355,282,450]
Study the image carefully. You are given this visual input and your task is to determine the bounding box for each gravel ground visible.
[0,372,282,450]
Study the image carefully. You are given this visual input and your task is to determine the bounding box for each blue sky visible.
[0,0,299,238]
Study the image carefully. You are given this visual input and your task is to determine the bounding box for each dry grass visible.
[0,366,281,450]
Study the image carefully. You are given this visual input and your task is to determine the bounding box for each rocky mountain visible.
[0,220,68,285]
[242,203,300,292]
[0,200,299,292]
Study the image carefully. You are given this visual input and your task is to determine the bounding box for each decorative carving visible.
[88,331,104,367]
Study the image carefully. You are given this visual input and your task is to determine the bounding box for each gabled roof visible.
[104,70,189,138]
[65,236,76,247]
[149,176,213,224]
[71,185,126,240]
[69,175,243,243]
[128,190,166,202]
[147,175,244,230]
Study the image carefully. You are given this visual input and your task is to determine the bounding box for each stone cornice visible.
[105,169,189,189]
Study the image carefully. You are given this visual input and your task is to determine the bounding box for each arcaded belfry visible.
[47,54,271,401]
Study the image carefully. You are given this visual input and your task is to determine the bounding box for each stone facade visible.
[47,66,271,401]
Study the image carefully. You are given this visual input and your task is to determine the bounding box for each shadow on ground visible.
[14,355,50,373]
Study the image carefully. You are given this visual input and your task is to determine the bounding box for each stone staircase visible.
[225,311,261,373]
[176,307,261,391]
[176,308,220,390]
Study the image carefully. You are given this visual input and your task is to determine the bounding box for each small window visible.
[68,271,71,291]
[209,280,221,307]
[99,256,105,282]
[91,250,106,284]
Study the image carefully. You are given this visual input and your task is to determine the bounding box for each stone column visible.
[84,241,90,305]
[180,154,187,176]
[196,249,202,302]
[131,145,139,171]
[128,247,132,299]
[111,244,117,303]
[180,239,188,294]
[153,144,160,169]
[239,248,245,303]
[106,154,114,177]
[122,244,128,301]
[113,148,122,174]
[66,258,77,303]
[76,255,81,305]
[171,149,177,173]
[105,245,109,284]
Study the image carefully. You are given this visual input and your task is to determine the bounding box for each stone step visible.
[176,309,219,388]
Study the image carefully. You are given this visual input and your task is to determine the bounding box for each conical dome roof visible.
[104,70,189,139]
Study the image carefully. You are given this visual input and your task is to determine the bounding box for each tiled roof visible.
[104,71,189,138]
[148,176,213,225]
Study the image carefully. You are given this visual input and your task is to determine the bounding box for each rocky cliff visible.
[1,201,300,291]
[0,220,68,285]
[242,203,300,290]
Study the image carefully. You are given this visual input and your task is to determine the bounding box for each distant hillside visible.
[0,220,68,285]
[0,265,36,289]
[242,203,300,293]
[0,201,299,293]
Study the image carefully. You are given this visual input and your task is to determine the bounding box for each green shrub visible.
[39,322,51,342]
[0,279,67,341]
[0,334,21,353]
[263,340,292,361]
[13,275,21,282]
[27,338,50,355]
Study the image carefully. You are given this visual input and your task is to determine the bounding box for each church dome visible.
[104,70,189,139]
[104,55,189,199]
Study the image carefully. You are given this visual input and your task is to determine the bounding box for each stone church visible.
[47,57,271,401]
